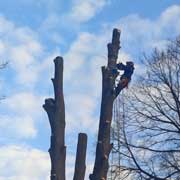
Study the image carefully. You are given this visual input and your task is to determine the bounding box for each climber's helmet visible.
[126,61,134,67]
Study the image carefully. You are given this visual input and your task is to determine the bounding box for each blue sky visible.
[0,0,180,179]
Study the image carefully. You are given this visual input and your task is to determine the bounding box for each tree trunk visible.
[90,29,121,180]
[43,56,66,180]
[73,133,88,180]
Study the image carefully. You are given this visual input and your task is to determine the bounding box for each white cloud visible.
[114,5,180,52]
[0,16,14,34]
[4,92,43,116]
[63,32,103,80]
[38,13,67,46]
[66,94,98,132]
[40,0,108,34]
[0,145,50,180]
[0,115,37,139]
[68,0,107,23]
[0,15,44,87]
[63,29,114,81]
[0,145,92,180]
[37,0,109,55]
[0,92,45,139]
[159,4,180,34]
[40,13,60,31]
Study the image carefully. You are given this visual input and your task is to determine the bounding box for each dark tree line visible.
[110,37,180,180]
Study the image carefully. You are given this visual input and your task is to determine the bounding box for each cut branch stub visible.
[73,133,88,180]
[43,56,66,180]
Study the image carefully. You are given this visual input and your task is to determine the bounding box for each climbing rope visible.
[109,90,126,180]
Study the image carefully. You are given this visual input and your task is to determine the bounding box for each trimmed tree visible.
[43,57,87,180]
[90,29,129,180]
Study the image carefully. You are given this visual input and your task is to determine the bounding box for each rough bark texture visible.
[90,29,121,180]
[73,133,88,180]
[43,56,66,180]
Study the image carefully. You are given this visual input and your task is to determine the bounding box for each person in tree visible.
[112,61,134,96]
[117,61,134,86]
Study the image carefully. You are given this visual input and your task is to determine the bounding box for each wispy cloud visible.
[0,115,37,139]
[0,92,45,139]
[0,15,43,87]
[39,0,109,37]
[0,145,93,180]
[67,0,108,24]
[4,92,43,116]
[113,5,180,54]
[66,94,97,133]
[0,145,50,180]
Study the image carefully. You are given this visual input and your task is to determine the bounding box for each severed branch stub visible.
[73,133,88,180]
[90,28,124,180]
[43,56,66,180]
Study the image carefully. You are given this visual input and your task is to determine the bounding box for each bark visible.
[73,133,88,180]
[90,29,122,180]
[43,56,66,180]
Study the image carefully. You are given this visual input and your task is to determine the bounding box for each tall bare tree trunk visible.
[43,56,66,180]
[73,133,88,180]
[90,29,121,180]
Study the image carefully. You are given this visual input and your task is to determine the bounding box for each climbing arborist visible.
[117,61,134,88]
[112,61,134,96]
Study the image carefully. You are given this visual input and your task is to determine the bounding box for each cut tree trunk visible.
[73,133,88,180]
[90,29,122,180]
[43,57,66,180]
